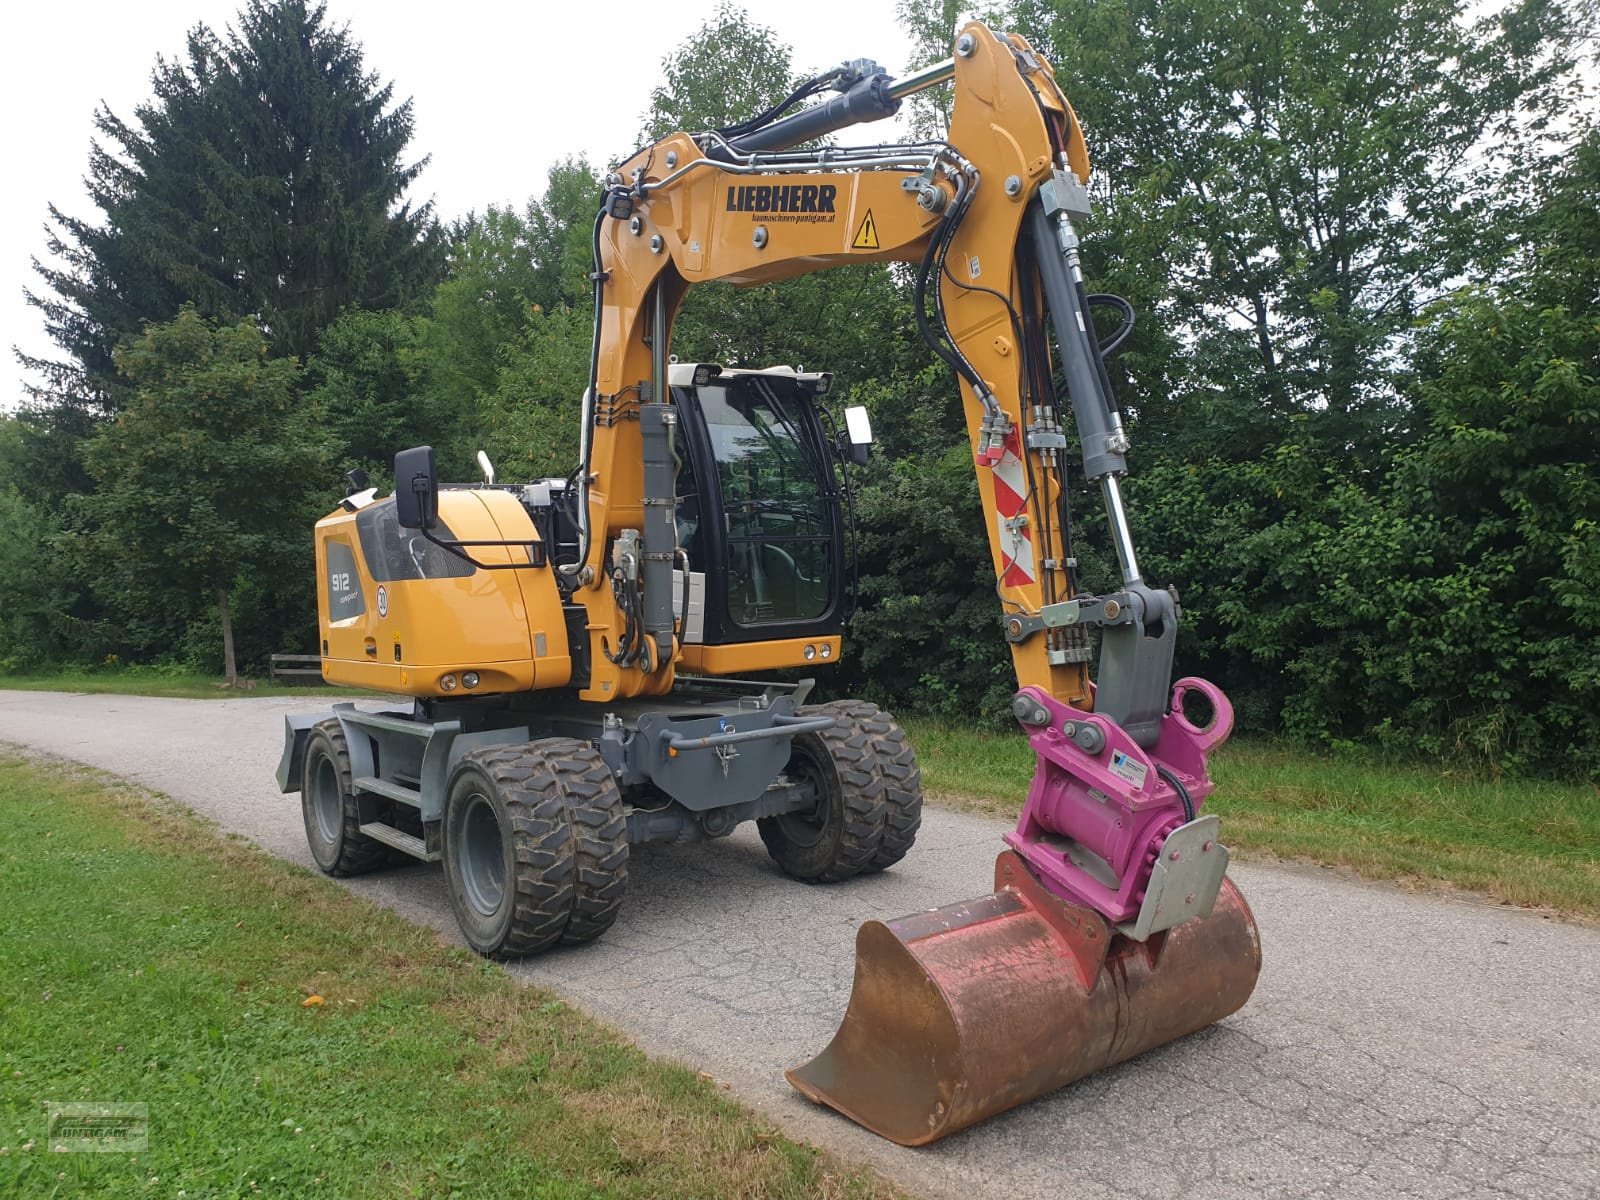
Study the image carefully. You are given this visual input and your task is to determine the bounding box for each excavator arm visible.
[574,21,1261,1142]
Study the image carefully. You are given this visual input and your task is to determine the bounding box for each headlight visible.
[439,673,458,692]
[803,644,817,661]
[463,671,480,689]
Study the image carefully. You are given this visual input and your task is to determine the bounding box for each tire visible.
[442,738,628,958]
[300,719,387,877]
[855,703,923,871]
[759,700,899,883]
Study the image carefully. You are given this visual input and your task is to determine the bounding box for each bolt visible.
[1202,840,1214,852]
[650,234,664,254]
[1185,893,1196,905]
[665,150,678,167]
[1061,721,1076,738]
[1004,174,1023,197]
[1169,849,1181,861]
[629,215,643,235]
[956,32,976,56]
[752,227,768,249]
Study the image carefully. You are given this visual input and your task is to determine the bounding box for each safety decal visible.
[851,210,880,249]
[988,429,1036,587]
[376,585,388,618]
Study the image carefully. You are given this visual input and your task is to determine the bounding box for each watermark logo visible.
[45,1103,148,1152]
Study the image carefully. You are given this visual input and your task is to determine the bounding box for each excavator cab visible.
[667,364,867,675]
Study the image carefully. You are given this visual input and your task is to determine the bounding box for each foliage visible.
[642,3,798,141]
[0,488,85,672]
[302,307,428,482]
[1305,295,1600,772]
[17,0,442,546]
[71,308,329,673]
[906,0,1579,449]
[27,0,439,397]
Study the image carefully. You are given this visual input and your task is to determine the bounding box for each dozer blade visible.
[787,850,1260,1146]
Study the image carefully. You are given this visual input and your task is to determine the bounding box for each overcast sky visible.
[0,0,925,412]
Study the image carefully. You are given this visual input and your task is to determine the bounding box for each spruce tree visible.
[23,0,441,437]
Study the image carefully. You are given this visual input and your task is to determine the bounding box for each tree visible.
[302,307,428,481]
[902,0,1579,451]
[75,308,328,683]
[641,3,798,141]
[23,0,441,455]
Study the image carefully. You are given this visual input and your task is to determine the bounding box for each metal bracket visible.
[1117,816,1229,941]
[1025,425,1068,449]
[1039,167,1092,220]
[1003,592,1135,643]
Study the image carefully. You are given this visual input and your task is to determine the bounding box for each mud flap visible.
[786,850,1261,1146]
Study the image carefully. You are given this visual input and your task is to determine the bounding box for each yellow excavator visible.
[277,21,1260,1145]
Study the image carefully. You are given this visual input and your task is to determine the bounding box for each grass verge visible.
[0,671,373,700]
[0,755,898,1199]
[902,718,1600,920]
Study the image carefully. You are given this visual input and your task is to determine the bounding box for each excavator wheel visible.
[760,700,920,882]
[857,704,922,871]
[300,719,388,877]
[442,738,629,958]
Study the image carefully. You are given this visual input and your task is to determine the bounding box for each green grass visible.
[0,756,898,1200]
[0,670,375,700]
[902,717,1600,920]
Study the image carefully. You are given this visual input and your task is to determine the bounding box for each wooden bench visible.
[270,653,325,685]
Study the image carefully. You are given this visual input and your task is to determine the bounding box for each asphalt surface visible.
[2,689,1597,1200]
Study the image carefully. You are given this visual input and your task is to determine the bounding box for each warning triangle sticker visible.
[851,210,880,250]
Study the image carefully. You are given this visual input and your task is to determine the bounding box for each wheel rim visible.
[457,791,506,916]
[310,755,342,845]
[775,749,834,848]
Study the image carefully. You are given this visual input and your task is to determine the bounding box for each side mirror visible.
[842,404,873,468]
[394,445,438,530]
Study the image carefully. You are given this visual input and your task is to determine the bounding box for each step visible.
[352,775,423,806]
[358,821,438,862]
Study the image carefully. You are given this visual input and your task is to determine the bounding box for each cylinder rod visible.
[1100,475,1142,586]
[888,58,955,100]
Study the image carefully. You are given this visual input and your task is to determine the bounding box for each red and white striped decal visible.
[988,429,1036,587]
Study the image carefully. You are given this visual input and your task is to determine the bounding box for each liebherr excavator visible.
[277,21,1260,1145]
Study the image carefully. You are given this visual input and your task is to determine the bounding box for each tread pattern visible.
[803,700,923,872]
[761,699,904,883]
[455,739,628,958]
[853,704,924,872]
[304,720,387,876]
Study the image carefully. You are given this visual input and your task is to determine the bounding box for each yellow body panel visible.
[677,636,842,676]
[316,490,570,697]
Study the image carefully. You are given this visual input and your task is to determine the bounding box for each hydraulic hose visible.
[1155,764,1197,824]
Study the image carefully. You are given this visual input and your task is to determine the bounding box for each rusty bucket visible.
[787,850,1261,1146]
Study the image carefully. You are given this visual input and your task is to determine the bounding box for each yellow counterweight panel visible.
[316,490,569,697]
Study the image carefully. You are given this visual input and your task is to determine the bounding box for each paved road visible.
[3,690,1597,1200]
